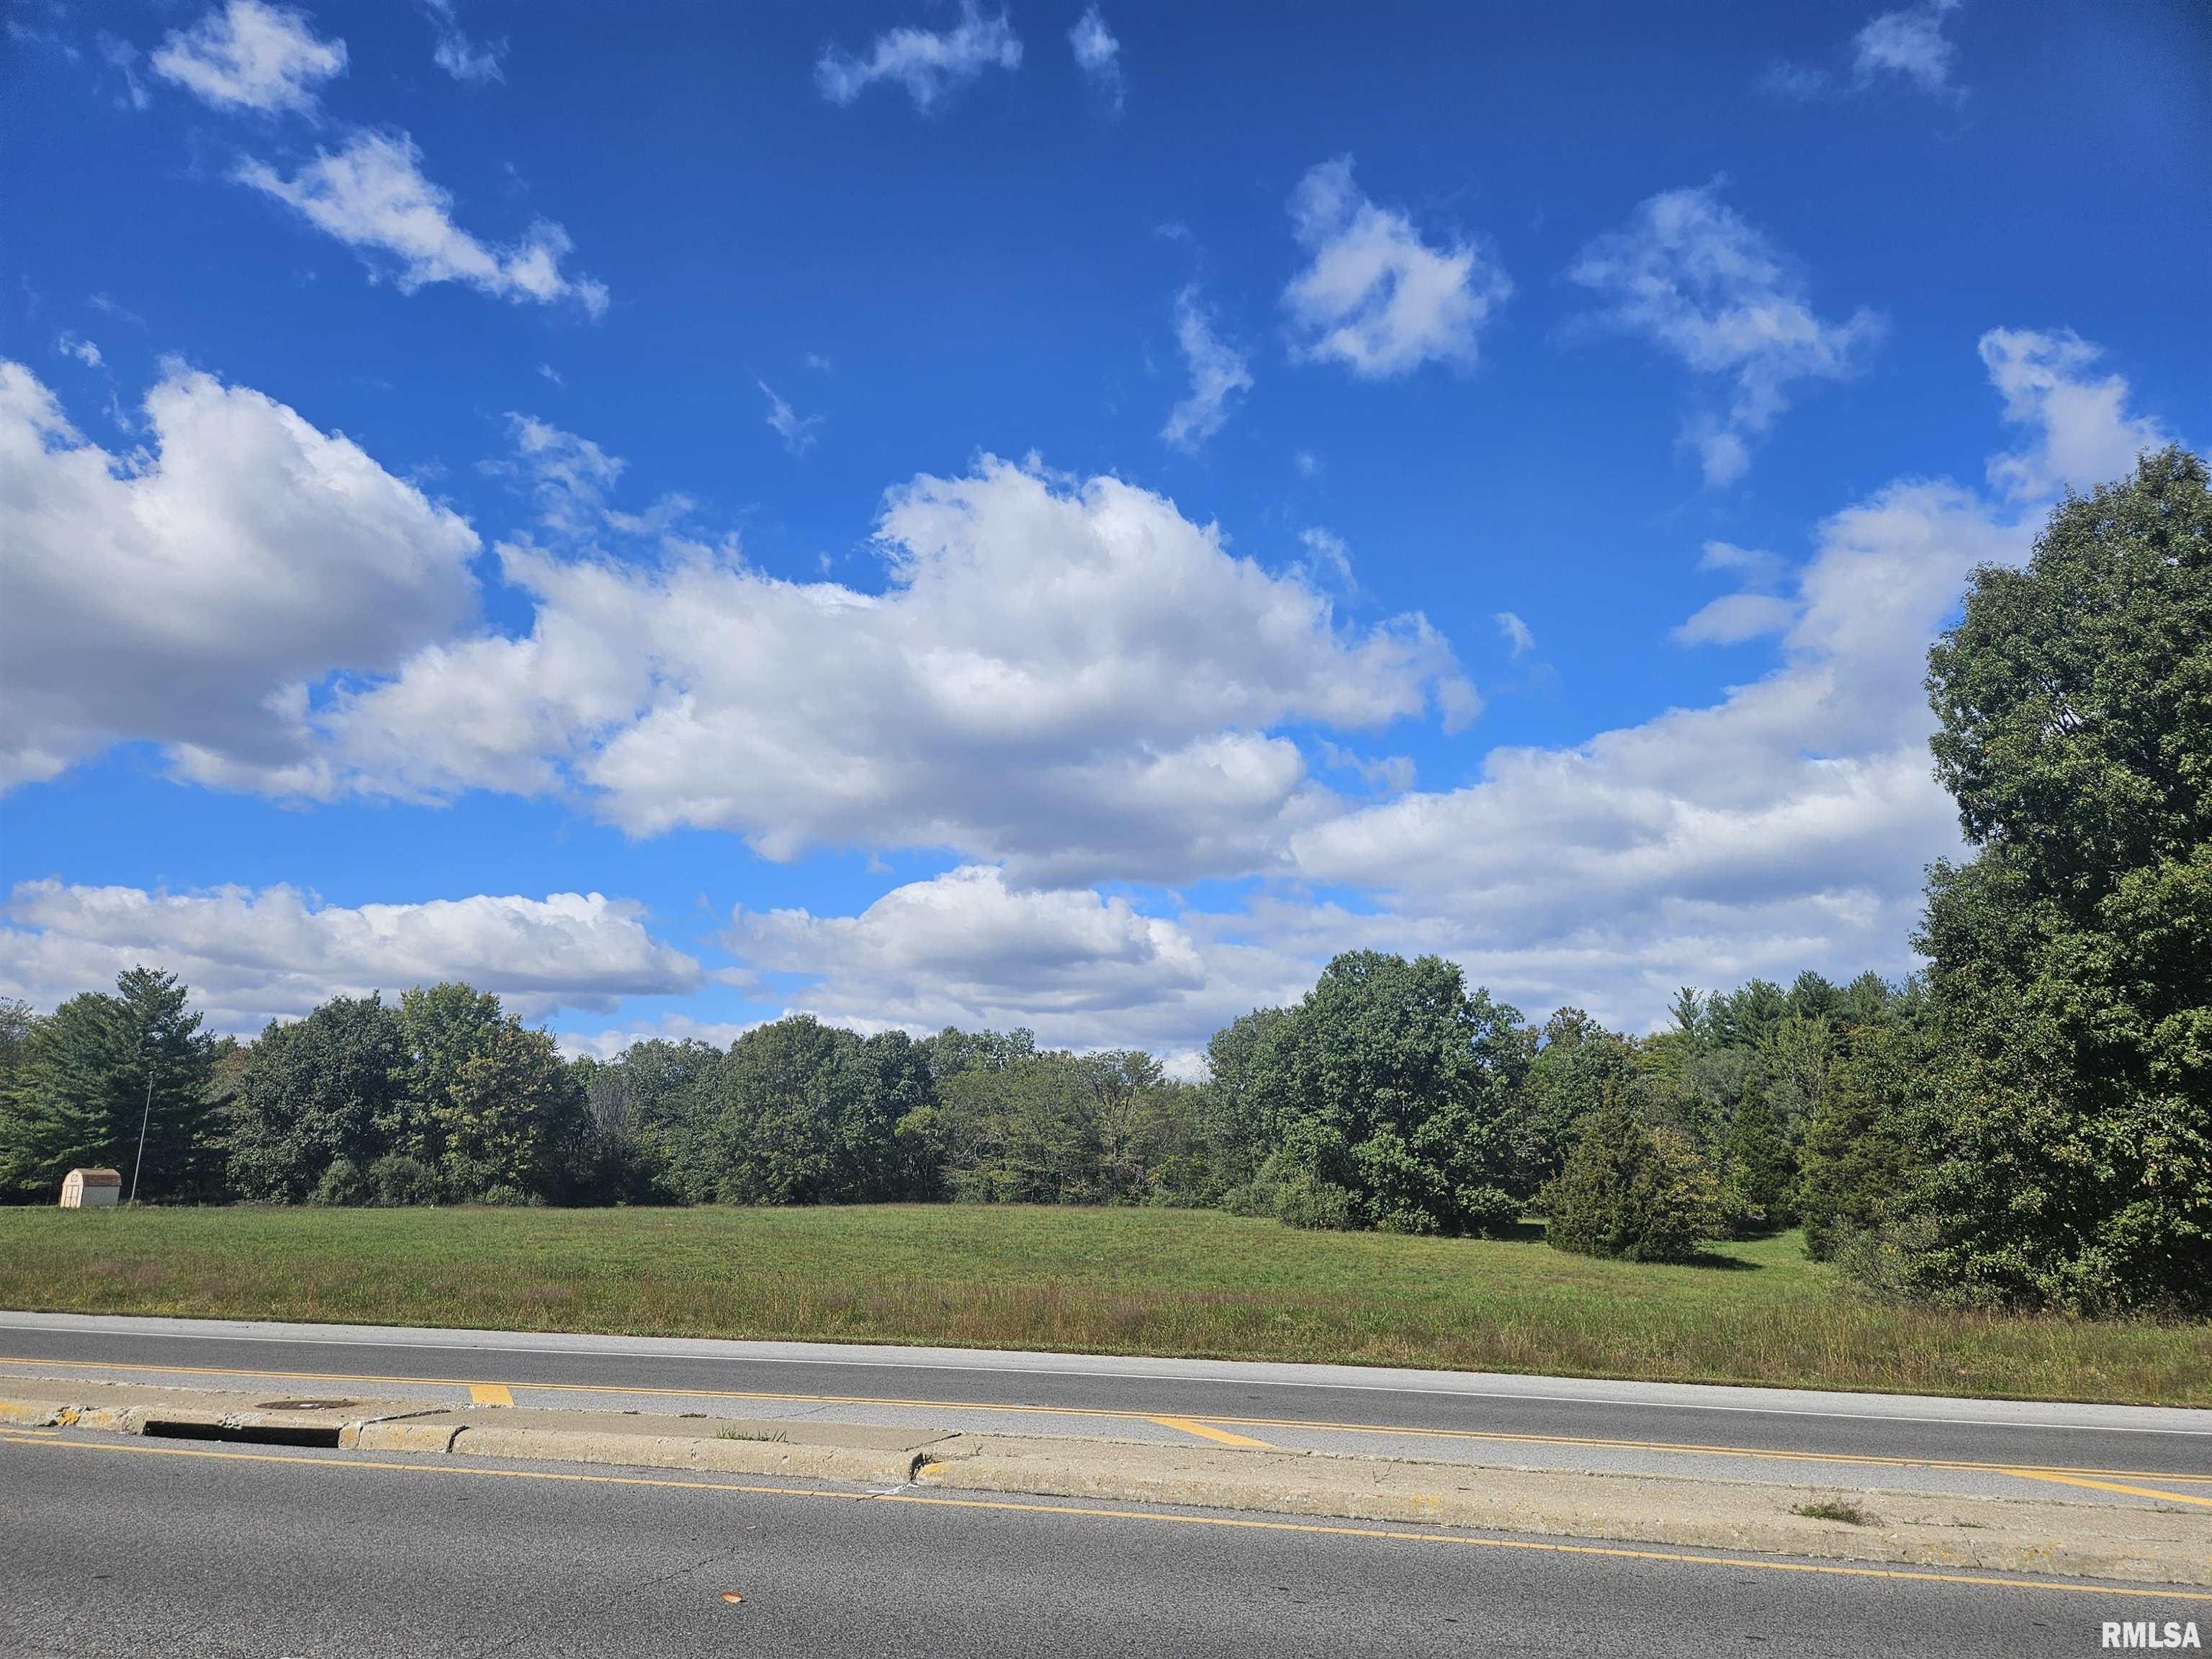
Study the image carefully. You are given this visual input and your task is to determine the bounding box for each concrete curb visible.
[909,1434,2212,1586]
[6,1385,2205,1586]
[437,1424,930,1485]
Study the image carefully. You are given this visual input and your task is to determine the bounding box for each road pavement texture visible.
[1,1425,2204,1659]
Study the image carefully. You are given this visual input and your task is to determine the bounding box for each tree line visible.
[0,949,1910,1249]
[1,449,2206,1317]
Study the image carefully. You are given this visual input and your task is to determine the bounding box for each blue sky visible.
[2,0,2206,1066]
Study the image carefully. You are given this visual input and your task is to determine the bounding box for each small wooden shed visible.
[60,1168,122,1208]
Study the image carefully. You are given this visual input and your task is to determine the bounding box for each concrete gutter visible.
[6,1380,2206,1586]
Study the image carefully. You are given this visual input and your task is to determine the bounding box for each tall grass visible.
[0,1204,2202,1406]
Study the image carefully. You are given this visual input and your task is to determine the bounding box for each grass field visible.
[1,1203,2203,1406]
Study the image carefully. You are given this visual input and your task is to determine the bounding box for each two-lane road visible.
[1,1422,2200,1658]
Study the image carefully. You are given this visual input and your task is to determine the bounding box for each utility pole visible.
[129,1040,155,1206]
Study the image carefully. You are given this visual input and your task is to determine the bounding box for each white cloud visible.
[421,0,505,84]
[559,1013,757,1061]
[1161,287,1251,451]
[817,2,1021,112]
[1697,539,1784,583]
[502,411,624,531]
[151,0,346,116]
[1495,611,1534,657]
[0,358,478,790]
[1853,0,1964,95]
[1763,1,1965,102]
[96,33,151,111]
[1979,328,2170,500]
[236,129,608,316]
[1069,6,1123,111]
[1569,181,1882,485]
[1285,325,2163,1027]
[1671,592,1799,647]
[1284,156,1511,378]
[726,864,1302,1065]
[1298,527,1354,588]
[225,455,1473,886]
[1314,739,1416,796]
[0,882,698,1033]
[759,379,822,456]
[54,333,102,368]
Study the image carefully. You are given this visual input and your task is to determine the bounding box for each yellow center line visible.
[1148,1415,1275,1448]
[468,1384,515,1407]
[2,1428,2206,1604]
[2000,1468,2212,1509]
[3,1353,2205,1488]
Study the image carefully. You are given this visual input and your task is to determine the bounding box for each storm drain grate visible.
[142,1419,343,1449]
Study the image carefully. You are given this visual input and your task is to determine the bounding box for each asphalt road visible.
[1,1424,2189,1659]
[2,1312,2208,1505]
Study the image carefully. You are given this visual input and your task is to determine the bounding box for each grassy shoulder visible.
[0,1203,2202,1406]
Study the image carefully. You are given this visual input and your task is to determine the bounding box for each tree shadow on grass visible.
[1675,1249,1763,1271]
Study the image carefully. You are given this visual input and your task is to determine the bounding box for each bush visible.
[1542,1103,1722,1263]
[368,1153,436,1207]
[1264,1166,1359,1231]
[310,1157,368,1207]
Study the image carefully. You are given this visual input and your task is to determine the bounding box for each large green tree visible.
[1247,951,1532,1235]
[698,1017,934,1205]
[1519,1007,1636,1179]
[227,994,410,1202]
[1908,447,2212,1312]
[0,968,217,1200]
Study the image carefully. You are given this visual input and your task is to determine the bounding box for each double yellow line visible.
[2,1427,2206,1605]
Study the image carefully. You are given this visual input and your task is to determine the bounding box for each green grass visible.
[0,1204,2203,1406]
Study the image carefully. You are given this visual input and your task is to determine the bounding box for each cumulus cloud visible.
[218,456,1473,886]
[1569,181,1882,485]
[236,129,608,315]
[1673,539,1797,645]
[54,333,102,368]
[1671,592,1799,647]
[1160,286,1251,451]
[559,1013,759,1062]
[0,359,478,790]
[1284,156,1511,378]
[817,2,1021,112]
[1495,611,1534,657]
[1286,325,2160,1025]
[725,864,1306,1066]
[421,0,505,84]
[151,0,345,116]
[1069,6,1123,111]
[1979,328,2170,500]
[0,882,699,1033]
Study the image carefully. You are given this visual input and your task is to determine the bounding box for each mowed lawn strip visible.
[0,1205,2202,1406]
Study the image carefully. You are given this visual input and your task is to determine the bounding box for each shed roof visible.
[67,1167,123,1184]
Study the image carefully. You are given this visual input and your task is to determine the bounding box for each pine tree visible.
[0,968,216,1200]
[1718,1082,1795,1235]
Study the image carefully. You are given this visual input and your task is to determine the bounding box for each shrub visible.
[1542,1102,1722,1263]
[310,1157,368,1207]
[368,1153,436,1207]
